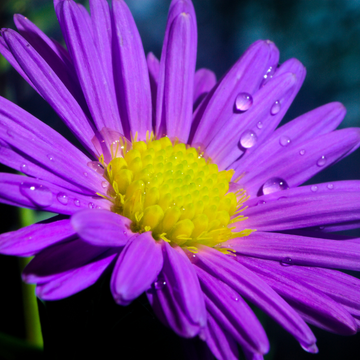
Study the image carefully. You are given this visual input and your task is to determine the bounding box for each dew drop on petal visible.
[279,135,291,147]
[239,130,257,149]
[327,183,334,190]
[20,164,29,174]
[88,202,95,209]
[301,343,319,354]
[235,92,253,112]
[87,161,105,175]
[19,183,53,207]
[230,294,239,302]
[270,100,281,115]
[57,192,69,205]
[257,121,263,129]
[316,155,327,167]
[101,181,108,188]
[47,154,54,161]
[83,172,88,177]
[299,149,306,156]
[262,177,289,195]
[280,257,293,266]
[154,280,167,290]
[311,185,318,192]
[74,199,80,207]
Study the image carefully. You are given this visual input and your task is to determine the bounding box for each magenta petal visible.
[23,238,110,284]
[240,181,360,231]
[0,218,74,256]
[155,0,197,142]
[203,312,239,360]
[71,209,132,247]
[205,71,298,169]
[36,252,116,300]
[237,127,360,197]
[110,232,163,305]
[195,265,269,354]
[236,255,357,335]
[229,231,360,271]
[0,173,109,214]
[193,246,317,349]
[233,101,346,181]
[60,0,123,134]
[2,28,96,153]
[112,0,152,140]
[193,68,216,109]
[191,40,279,148]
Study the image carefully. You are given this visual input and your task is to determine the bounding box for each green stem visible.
[18,207,43,349]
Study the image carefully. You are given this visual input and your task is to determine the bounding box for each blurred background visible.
[0,0,360,359]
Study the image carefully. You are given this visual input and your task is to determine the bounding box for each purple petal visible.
[147,52,160,127]
[237,127,360,197]
[155,0,197,142]
[0,217,74,256]
[191,40,279,148]
[0,35,36,90]
[195,265,269,354]
[2,28,96,153]
[192,246,317,349]
[0,173,109,214]
[23,237,111,284]
[13,13,89,114]
[243,349,265,360]
[112,0,152,139]
[228,232,360,271]
[147,241,206,337]
[203,312,239,360]
[71,209,132,247]
[60,0,123,133]
[232,102,346,181]
[36,252,116,300]
[236,255,357,335]
[0,97,103,194]
[240,181,360,231]
[193,68,216,109]
[110,232,163,305]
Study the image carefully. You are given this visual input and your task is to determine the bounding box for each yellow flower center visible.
[100,134,252,253]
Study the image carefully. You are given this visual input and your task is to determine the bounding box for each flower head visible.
[1,0,360,358]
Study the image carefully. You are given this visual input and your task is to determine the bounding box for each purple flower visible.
[1,0,360,358]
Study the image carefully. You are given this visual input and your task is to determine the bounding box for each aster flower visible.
[1,0,360,359]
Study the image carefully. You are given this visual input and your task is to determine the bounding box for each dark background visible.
[0,0,360,359]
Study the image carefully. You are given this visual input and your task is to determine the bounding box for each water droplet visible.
[154,280,167,290]
[279,135,291,147]
[301,343,318,354]
[88,202,95,209]
[19,183,53,207]
[20,164,29,174]
[47,154,54,161]
[311,185,318,192]
[122,230,127,235]
[235,92,253,112]
[316,155,327,167]
[261,66,275,86]
[57,192,68,205]
[83,172,88,177]
[239,130,257,149]
[270,100,281,115]
[87,161,105,175]
[256,121,263,129]
[230,294,239,302]
[101,181,108,188]
[280,257,293,266]
[327,183,334,190]
[262,177,289,195]
[74,199,80,207]
[299,149,306,156]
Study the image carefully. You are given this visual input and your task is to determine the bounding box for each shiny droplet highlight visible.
[19,183,53,207]
[317,155,327,167]
[279,135,291,147]
[57,192,69,205]
[262,177,289,195]
[270,100,281,115]
[239,130,257,149]
[235,92,253,112]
